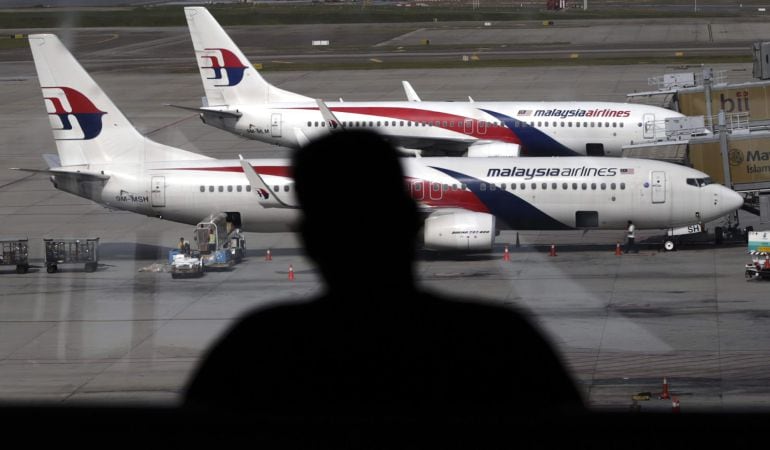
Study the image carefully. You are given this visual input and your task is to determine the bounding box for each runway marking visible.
[92,33,119,45]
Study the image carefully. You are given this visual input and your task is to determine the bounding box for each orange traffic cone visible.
[265,249,272,261]
[615,242,622,256]
[288,264,295,281]
[659,377,670,400]
[549,243,557,257]
[671,396,680,413]
[503,245,510,261]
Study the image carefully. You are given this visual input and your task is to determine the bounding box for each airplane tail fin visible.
[184,6,311,106]
[28,33,211,167]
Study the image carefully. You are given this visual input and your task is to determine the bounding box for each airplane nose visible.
[722,188,744,213]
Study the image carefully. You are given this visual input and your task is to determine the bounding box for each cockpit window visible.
[686,177,712,187]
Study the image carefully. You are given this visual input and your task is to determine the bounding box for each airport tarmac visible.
[1,22,770,412]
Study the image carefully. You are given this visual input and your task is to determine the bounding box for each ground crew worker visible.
[208,227,216,252]
[624,220,636,253]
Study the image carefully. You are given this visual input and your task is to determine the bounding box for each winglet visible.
[316,98,344,131]
[402,81,421,102]
[238,156,296,208]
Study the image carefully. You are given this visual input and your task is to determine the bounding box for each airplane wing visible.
[238,156,297,209]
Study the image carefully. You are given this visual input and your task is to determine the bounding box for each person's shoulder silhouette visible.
[184,130,584,419]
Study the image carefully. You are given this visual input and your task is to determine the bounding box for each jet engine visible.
[423,210,495,251]
[466,142,520,157]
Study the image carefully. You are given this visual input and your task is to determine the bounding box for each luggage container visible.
[0,239,30,274]
[43,238,99,273]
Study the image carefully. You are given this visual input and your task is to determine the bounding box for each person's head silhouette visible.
[292,130,419,295]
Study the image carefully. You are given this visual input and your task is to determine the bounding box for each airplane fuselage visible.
[203,101,681,157]
[56,156,740,234]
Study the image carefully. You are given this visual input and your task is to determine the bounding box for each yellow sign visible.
[678,84,770,120]
[690,137,770,185]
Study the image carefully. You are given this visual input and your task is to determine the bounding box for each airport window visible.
[441,121,447,127]
[511,183,516,190]
[687,178,698,187]
[612,122,617,128]
[237,186,242,192]
[443,184,449,191]
[246,186,251,192]
[377,121,381,126]
[273,185,279,192]
[433,183,440,192]
[501,183,506,190]
[572,183,578,190]
[552,182,557,190]
[355,121,360,127]
[597,122,601,127]
[530,122,534,127]
[314,121,318,127]
[581,183,587,190]
[568,122,572,127]
[601,183,606,190]
[542,183,547,190]
[583,122,587,127]
[637,123,642,127]
[490,184,496,191]
[531,183,537,190]
[562,183,568,190]
[520,183,526,190]
[321,122,325,127]
[537,121,542,127]
[218,186,223,192]
[590,122,595,128]
[401,121,405,126]
[620,182,626,190]
[200,186,205,192]
[591,183,596,190]
[414,183,421,191]
[209,186,214,192]
[452,184,458,191]
[461,183,467,190]
[560,122,565,127]
[605,122,610,127]
[227,186,233,192]
[307,121,311,127]
[704,177,713,185]
[480,183,486,191]
[449,121,454,127]
[284,185,290,192]
[620,122,624,127]
[369,121,373,127]
[611,183,616,190]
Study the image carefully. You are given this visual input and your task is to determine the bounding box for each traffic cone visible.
[265,249,272,261]
[615,242,622,256]
[549,243,557,257]
[659,377,670,400]
[671,396,680,413]
[503,245,510,261]
[288,264,294,281]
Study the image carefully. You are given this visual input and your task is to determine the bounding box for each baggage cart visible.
[0,239,30,274]
[44,238,99,273]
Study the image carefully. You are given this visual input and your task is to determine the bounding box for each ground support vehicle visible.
[44,238,99,273]
[169,251,204,279]
[0,239,30,274]
[746,251,770,280]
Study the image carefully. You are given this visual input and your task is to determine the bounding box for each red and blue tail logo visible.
[43,87,106,140]
[201,48,248,87]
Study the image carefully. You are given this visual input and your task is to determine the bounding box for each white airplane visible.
[181,6,684,158]
[18,34,742,252]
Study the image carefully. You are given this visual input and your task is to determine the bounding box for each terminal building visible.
[624,42,770,227]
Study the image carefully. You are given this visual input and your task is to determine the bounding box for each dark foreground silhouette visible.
[184,130,585,420]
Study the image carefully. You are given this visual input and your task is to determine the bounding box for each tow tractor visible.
[170,251,203,279]
[745,231,770,281]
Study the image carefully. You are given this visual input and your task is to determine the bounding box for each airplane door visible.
[643,113,655,139]
[271,113,282,138]
[651,171,666,204]
[151,176,165,207]
[477,121,487,135]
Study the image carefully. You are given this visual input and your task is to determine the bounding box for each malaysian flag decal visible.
[620,168,634,175]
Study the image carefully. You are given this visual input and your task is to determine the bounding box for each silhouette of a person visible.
[184,130,584,421]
